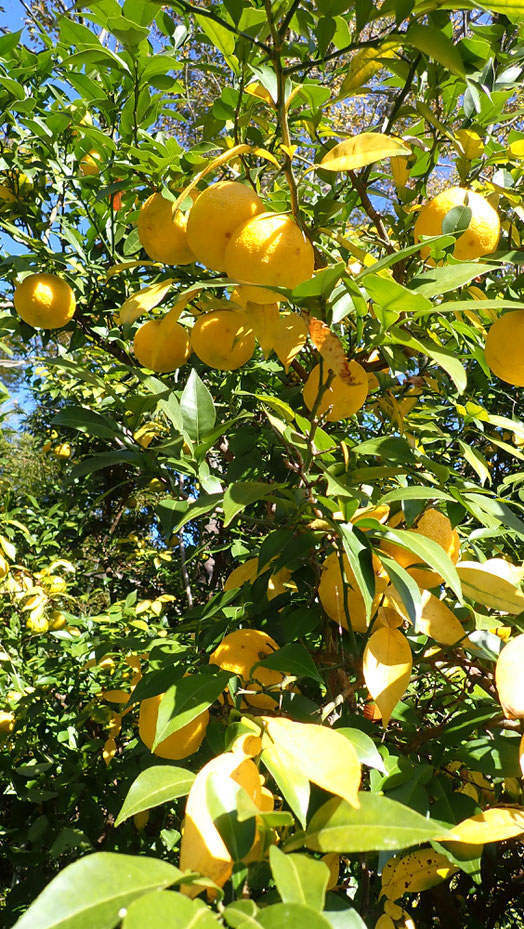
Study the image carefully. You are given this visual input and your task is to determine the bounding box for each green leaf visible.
[389,327,467,394]
[269,846,328,911]
[180,370,216,443]
[408,263,496,299]
[52,407,122,439]
[122,889,219,929]
[377,553,422,628]
[335,729,387,773]
[206,774,256,861]
[403,23,465,75]
[223,901,264,929]
[258,903,334,929]
[223,481,274,527]
[171,493,223,533]
[12,852,183,929]
[259,643,324,686]
[458,441,491,486]
[115,766,195,827]
[261,745,310,830]
[70,450,141,479]
[302,794,451,853]
[354,436,414,463]
[463,493,524,538]
[372,526,462,600]
[195,13,236,60]
[153,671,231,749]
[364,274,432,321]
[378,487,454,505]
[338,522,375,623]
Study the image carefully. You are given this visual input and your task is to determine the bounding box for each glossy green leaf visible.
[261,745,310,830]
[115,766,196,827]
[301,794,451,852]
[258,903,334,929]
[153,671,231,748]
[269,846,328,911]
[223,481,275,527]
[372,526,462,600]
[122,890,219,929]
[12,853,183,929]
[335,729,387,773]
[403,23,465,75]
[180,369,216,442]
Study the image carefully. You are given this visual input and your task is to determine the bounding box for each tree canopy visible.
[1,1,524,928]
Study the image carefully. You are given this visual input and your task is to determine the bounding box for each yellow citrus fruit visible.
[191,309,255,371]
[186,180,264,272]
[0,711,15,733]
[14,273,76,329]
[26,615,49,634]
[318,551,388,633]
[49,610,67,630]
[54,443,71,459]
[303,362,369,421]
[381,508,460,589]
[484,310,524,386]
[224,558,259,590]
[137,192,195,265]
[133,318,190,372]
[79,149,102,176]
[139,692,209,760]
[414,187,500,260]
[224,212,315,304]
[209,628,285,709]
[495,633,524,719]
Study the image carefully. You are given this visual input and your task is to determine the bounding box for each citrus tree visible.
[1,1,524,927]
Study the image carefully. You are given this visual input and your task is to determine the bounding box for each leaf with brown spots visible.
[304,314,355,386]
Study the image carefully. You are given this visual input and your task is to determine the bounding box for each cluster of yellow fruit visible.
[1,556,73,634]
[133,180,315,374]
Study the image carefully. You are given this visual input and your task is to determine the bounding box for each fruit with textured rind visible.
[495,633,524,718]
[79,149,102,177]
[484,310,524,387]
[191,309,255,370]
[133,318,190,372]
[14,273,76,329]
[225,212,315,304]
[303,362,368,421]
[414,187,500,260]
[137,192,195,265]
[209,628,285,709]
[186,180,264,272]
[138,692,209,759]
[380,508,459,589]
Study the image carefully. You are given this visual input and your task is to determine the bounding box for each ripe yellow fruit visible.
[49,610,67,630]
[484,310,524,386]
[191,309,255,370]
[0,711,15,733]
[139,692,209,760]
[54,443,72,459]
[209,628,285,709]
[148,478,164,492]
[186,180,264,272]
[137,192,195,265]
[79,149,102,176]
[381,509,460,589]
[14,273,76,329]
[318,551,388,633]
[133,318,190,372]
[495,633,524,718]
[26,615,49,634]
[414,187,500,261]
[303,362,368,421]
[225,212,315,304]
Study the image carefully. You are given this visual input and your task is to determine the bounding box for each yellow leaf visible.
[106,260,160,279]
[101,689,131,704]
[320,133,411,173]
[118,278,175,325]
[0,535,15,560]
[381,587,466,645]
[244,302,280,358]
[375,916,395,929]
[456,560,524,614]
[363,627,412,727]
[508,139,524,159]
[261,716,361,807]
[338,43,398,98]
[304,314,357,386]
[273,313,308,372]
[456,129,484,160]
[519,732,524,777]
[446,806,524,845]
[280,144,298,159]
[390,156,410,189]
[252,147,281,167]
[245,82,274,105]
[171,143,252,215]
[495,633,524,718]
[103,737,116,766]
[381,848,458,901]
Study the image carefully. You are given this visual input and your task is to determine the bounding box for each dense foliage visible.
[1,1,524,928]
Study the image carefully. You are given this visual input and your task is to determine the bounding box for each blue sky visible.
[3,0,26,33]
